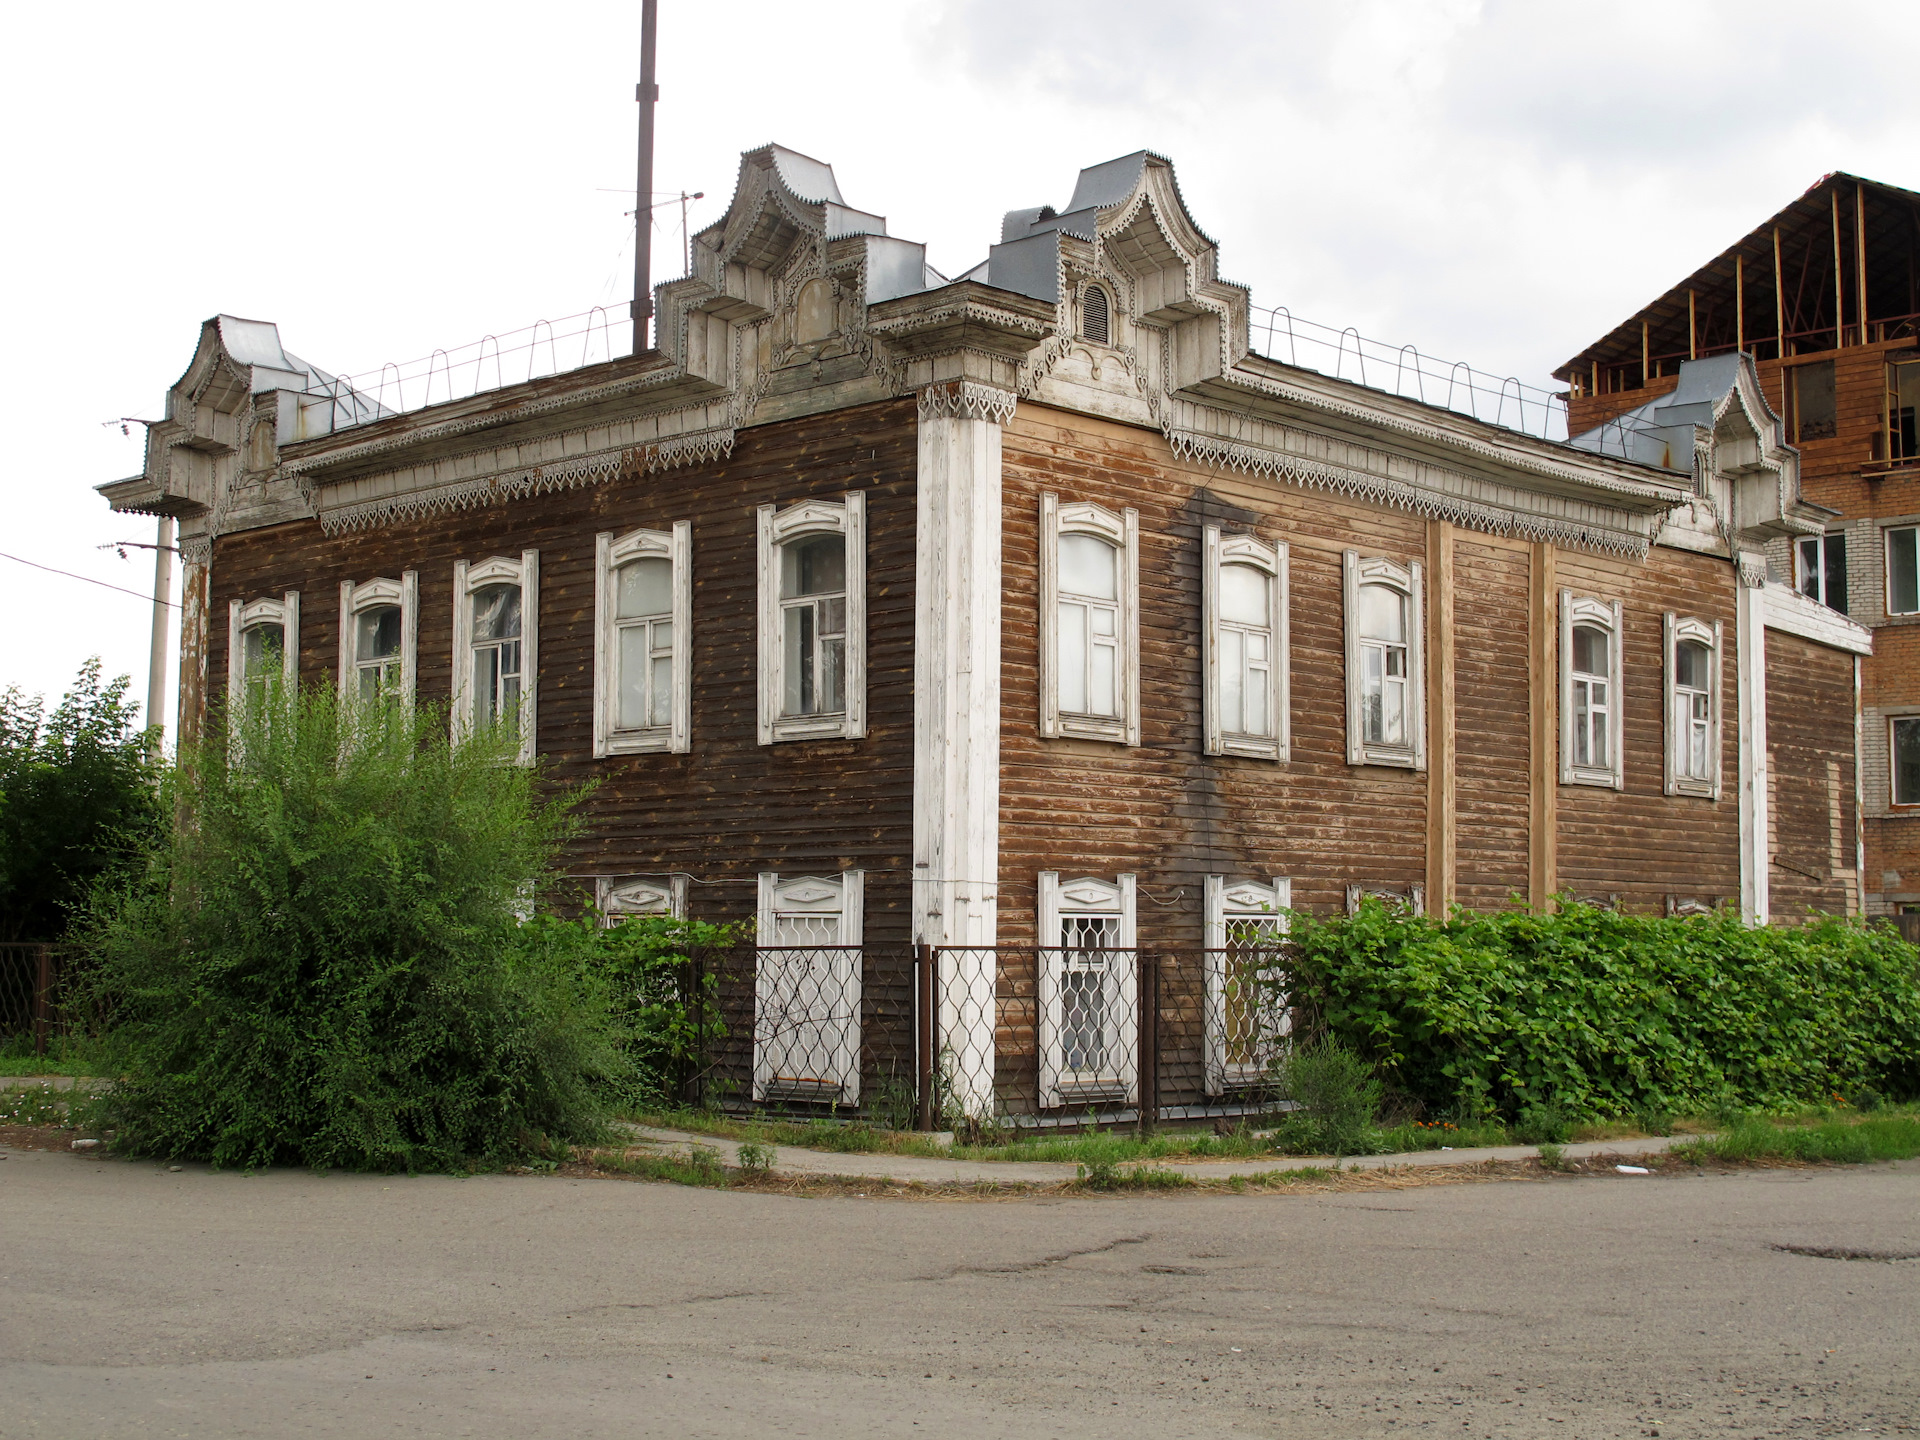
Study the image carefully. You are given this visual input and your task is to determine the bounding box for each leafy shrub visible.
[1273,1037,1382,1155]
[1511,1103,1572,1145]
[735,1141,775,1173]
[78,684,629,1172]
[1282,898,1920,1122]
[0,661,162,942]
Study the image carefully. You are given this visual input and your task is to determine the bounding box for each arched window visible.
[1081,284,1110,345]
[1204,528,1288,761]
[1343,552,1424,768]
[594,524,691,755]
[1040,493,1139,745]
[757,495,867,744]
[338,574,417,709]
[1663,613,1721,798]
[451,551,539,764]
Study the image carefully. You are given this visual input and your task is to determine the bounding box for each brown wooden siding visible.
[1766,632,1859,919]
[207,397,922,1078]
[1551,544,1742,911]
[1450,536,1533,909]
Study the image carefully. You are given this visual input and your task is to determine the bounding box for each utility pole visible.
[631,0,658,356]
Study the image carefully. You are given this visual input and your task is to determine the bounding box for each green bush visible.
[78,684,630,1172]
[1272,1037,1382,1156]
[1281,898,1920,1122]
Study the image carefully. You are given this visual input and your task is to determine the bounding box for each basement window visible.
[338,574,416,707]
[1040,493,1140,746]
[1204,527,1289,762]
[1559,592,1623,789]
[753,871,865,1104]
[1037,871,1138,1110]
[1343,552,1425,769]
[452,552,539,764]
[1663,613,1721,799]
[758,495,866,744]
[595,875,688,923]
[1795,533,1848,615]
[1202,876,1291,1096]
[1788,360,1837,443]
[595,523,691,756]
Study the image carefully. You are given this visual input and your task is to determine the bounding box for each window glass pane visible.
[617,624,650,729]
[1675,639,1708,690]
[472,584,521,641]
[1824,534,1848,614]
[1571,623,1608,677]
[1383,674,1404,744]
[1573,680,1592,767]
[819,636,845,713]
[1362,647,1384,743]
[1059,533,1117,601]
[781,535,845,599]
[473,647,500,725]
[1058,602,1088,713]
[1357,583,1405,643]
[1895,718,1920,805]
[617,557,672,620]
[1890,529,1920,615]
[1220,628,1245,732]
[1244,656,1268,736]
[651,655,672,727]
[357,605,402,661]
[1219,564,1269,626]
[783,605,812,715]
[242,623,283,676]
[1798,539,1822,599]
[1089,639,1117,718]
[1793,360,1837,441]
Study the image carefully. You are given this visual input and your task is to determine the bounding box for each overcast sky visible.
[6,0,1916,726]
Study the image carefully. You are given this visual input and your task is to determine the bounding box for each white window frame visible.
[1343,552,1425,769]
[1039,493,1140,746]
[336,573,417,709]
[1795,532,1847,613]
[1036,870,1138,1110]
[1885,525,1920,616]
[594,523,691,757]
[1662,612,1723,799]
[1204,527,1289,762]
[753,871,864,1105]
[1559,591,1624,790]
[1202,875,1291,1096]
[227,591,300,702]
[451,551,539,765]
[757,495,866,744]
[595,874,689,924]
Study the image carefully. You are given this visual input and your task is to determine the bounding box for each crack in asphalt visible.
[930,1235,1150,1280]
[1772,1244,1920,1262]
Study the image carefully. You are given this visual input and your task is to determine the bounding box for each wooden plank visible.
[1529,543,1558,910]
[1427,520,1456,910]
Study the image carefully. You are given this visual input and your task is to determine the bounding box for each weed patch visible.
[1671,1111,1920,1166]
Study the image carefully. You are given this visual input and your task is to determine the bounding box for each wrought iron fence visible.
[663,943,1299,1132]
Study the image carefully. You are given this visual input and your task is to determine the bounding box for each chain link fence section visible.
[0,944,60,1056]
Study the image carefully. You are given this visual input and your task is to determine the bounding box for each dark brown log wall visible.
[1451,537,1533,910]
[1552,544,1742,911]
[207,398,921,955]
[1766,631,1859,919]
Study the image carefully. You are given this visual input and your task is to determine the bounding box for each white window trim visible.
[1663,612,1723,800]
[450,551,539,765]
[757,494,866,745]
[1343,551,1425,769]
[336,573,417,709]
[1039,493,1140,746]
[595,874,689,924]
[1036,870,1138,1110]
[227,591,300,701]
[594,524,691,757]
[753,871,864,1105]
[1204,527,1289,762]
[1202,875,1291,1096]
[1889,715,1920,809]
[1344,882,1426,916]
[1559,590,1624,790]
[1885,525,1919,616]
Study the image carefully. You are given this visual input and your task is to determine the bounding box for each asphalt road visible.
[2,1147,1915,1439]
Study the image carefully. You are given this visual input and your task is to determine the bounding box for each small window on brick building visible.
[1788,360,1837,443]
[1887,527,1920,615]
[1796,533,1848,614]
[1892,717,1920,806]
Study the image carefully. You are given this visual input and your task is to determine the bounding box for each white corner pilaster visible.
[914,381,1011,1117]
[1738,555,1769,924]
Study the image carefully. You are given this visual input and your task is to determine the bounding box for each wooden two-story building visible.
[103,145,1866,1116]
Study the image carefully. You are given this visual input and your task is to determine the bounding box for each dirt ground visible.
[2,1137,1914,1438]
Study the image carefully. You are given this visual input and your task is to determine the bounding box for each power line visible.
[0,551,178,608]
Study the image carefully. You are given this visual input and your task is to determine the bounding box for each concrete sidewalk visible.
[622,1123,1698,1183]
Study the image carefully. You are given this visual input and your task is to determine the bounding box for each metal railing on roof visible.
[1248,305,1572,443]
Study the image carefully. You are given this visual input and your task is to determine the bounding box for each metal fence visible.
[0,944,60,1055]
[671,943,1299,1133]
